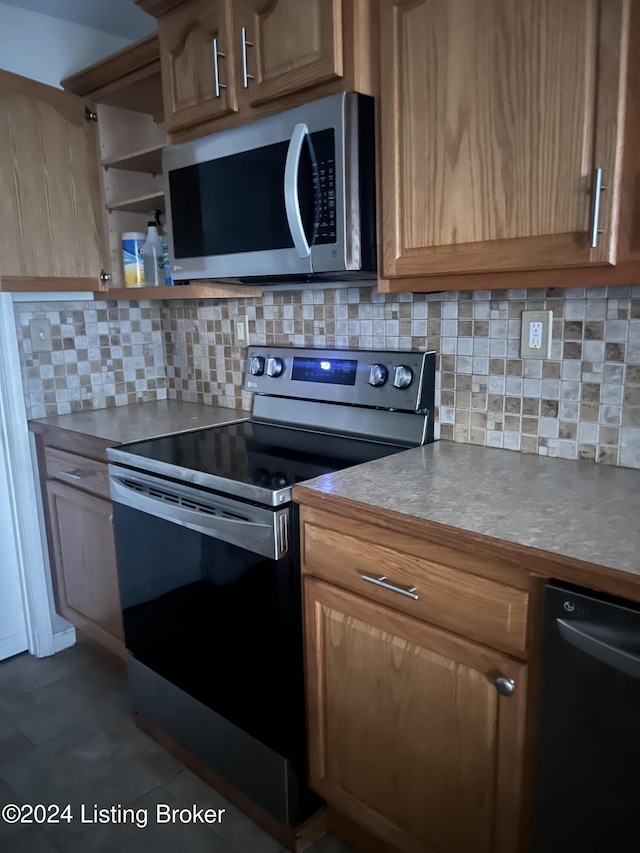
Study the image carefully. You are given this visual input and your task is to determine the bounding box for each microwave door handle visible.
[284,122,311,259]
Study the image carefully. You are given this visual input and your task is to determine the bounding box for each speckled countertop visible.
[295,441,640,577]
[29,400,246,445]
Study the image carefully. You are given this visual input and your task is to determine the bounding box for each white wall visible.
[0,1,133,87]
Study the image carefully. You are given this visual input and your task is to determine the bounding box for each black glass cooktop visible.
[113,419,405,501]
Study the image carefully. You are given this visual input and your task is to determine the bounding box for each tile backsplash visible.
[15,300,167,419]
[14,283,640,470]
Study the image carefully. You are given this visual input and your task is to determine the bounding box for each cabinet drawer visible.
[302,519,528,656]
[44,447,110,500]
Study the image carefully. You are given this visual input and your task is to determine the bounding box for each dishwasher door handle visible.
[557,618,640,680]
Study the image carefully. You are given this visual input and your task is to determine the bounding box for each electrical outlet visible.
[30,318,53,353]
[232,315,249,348]
[520,310,553,359]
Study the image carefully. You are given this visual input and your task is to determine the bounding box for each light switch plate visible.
[232,315,248,348]
[30,318,53,352]
[520,310,552,359]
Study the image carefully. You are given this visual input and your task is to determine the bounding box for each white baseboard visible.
[0,628,76,661]
[52,627,76,655]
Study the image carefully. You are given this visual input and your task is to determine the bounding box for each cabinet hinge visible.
[84,106,98,123]
[99,270,112,287]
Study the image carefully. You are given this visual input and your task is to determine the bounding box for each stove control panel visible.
[244,346,436,413]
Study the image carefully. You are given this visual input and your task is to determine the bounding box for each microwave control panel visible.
[311,129,337,245]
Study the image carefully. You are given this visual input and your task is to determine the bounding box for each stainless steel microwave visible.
[163,92,376,285]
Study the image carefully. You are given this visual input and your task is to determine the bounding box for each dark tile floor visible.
[0,646,354,853]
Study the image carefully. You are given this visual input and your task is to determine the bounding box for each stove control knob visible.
[249,356,265,376]
[368,363,388,387]
[393,365,413,389]
[266,357,285,378]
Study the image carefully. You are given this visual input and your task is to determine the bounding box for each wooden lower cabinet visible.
[46,479,125,658]
[304,576,527,853]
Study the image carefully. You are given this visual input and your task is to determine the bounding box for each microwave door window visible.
[169,140,317,259]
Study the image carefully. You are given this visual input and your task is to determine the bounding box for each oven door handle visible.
[284,122,312,259]
[109,475,287,560]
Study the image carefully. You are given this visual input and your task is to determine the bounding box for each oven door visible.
[108,465,300,759]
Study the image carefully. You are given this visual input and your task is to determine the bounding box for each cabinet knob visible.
[495,676,516,697]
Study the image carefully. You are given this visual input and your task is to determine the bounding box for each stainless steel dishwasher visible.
[532,582,640,852]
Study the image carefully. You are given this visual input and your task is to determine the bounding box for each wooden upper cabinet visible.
[141,0,375,139]
[304,577,527,853]
[379,0,631,279]
[158,0,238,133]
[0,70,108,289]
[235,0,343,107]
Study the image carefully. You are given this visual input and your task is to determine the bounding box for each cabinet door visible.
[0,71,107,287]
[236,0,343,107]
[47,481,125,659]
[380,0,628,278]
[304,577,526,853]
[158,0,238,133]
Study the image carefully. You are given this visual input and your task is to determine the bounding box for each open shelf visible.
[99,283,264,300]
[103,144,165,174]
[106,191,165,214]
[61,35,164,118]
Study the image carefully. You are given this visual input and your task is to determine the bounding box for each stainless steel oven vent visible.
[120,478,251,522]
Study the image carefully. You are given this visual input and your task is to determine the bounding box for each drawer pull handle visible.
[590,167,606,248]
[212,38,227,98]
[241,26,255,89]
[361,573,419,600]
[59,470,83,481]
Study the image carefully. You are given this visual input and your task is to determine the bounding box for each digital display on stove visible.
[291,357,357,385]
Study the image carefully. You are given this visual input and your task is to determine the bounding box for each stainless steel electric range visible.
[107,346,436,829]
